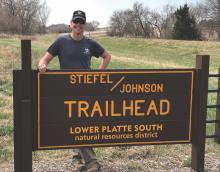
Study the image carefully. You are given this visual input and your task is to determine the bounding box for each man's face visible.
[70,20,85,34]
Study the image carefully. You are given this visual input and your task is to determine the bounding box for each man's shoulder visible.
[55,33,71,42]
[84,37,99,45]
[84,36,98,42]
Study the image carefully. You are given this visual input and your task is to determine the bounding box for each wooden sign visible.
[13,41,213,172]
[33,69,195,150]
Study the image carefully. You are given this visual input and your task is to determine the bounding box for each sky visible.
[46,0,202,27]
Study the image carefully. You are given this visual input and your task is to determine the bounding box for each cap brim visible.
[72,16,86,22]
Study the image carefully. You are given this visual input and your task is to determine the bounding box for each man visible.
[38,10,111,172]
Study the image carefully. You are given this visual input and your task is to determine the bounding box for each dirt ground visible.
[1,144,220,172]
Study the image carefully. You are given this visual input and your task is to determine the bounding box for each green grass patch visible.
[0,39,20,48]
[183,157,208,172]
[0,98,8,108]
[95,37,220,72]
[110,150,124,159]
[183,157,191,167]
[0,112,9,120]
[0,83,13,96]
[0,125,13,136]
[127,161,143,171]
[0,149,12,162]
[94,148,113,162]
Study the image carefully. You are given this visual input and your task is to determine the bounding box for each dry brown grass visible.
[0,33,40,41]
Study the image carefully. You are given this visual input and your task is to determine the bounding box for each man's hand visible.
[38,52,53,72]
[99,50,111,69]
[38,64,47,72]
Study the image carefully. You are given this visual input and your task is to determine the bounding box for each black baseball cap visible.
[72,10,86,24]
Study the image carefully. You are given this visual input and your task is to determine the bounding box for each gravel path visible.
[1,146,220,172]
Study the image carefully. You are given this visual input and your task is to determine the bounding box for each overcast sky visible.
[46,0,202,27]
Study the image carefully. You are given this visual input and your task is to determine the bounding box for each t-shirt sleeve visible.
[91,40,105,58]
[47,37,61,57]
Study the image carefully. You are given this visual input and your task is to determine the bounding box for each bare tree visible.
[16,0,40,34]
[109,10,126,37]
[123,9,137,36]
[85,20,100,31]
[132,2,151,38]
[108,2,179,39]
[205,0,220,40]
[160,4,176,39]
[0,0,50,34]
[91,21,100,30]
[109,9,141,37]
[206,0,220,21]
[47,24,69,33]
[38,0,50,34]
[109,2,153,38]
[190,2,209,23]
[2,0,17,16]
[0,5,8,33]
[149,11,163,38]
[0,0,19,33]
[109,2,160,38]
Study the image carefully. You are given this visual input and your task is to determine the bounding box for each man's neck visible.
[70,32,84,41]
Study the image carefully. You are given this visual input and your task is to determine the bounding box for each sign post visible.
[13,40,32,172]
[191,55,210,171]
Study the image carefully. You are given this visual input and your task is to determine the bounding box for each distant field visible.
[0,34,220,171]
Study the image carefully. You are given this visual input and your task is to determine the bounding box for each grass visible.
[127,161,143,171]
[183,157,191,167]
[0,34,220,169]
[0,125,13,137]
[94,37,220,72]
[0,112,9,120]
[0,149,12,163]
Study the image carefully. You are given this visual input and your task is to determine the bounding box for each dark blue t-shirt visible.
[47,34,105,69]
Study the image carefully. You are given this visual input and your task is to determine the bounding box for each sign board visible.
[13,40,213,171]
[34,69,195,150]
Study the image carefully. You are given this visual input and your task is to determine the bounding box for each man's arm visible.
[38,52,53,72]
[99,50,111,69]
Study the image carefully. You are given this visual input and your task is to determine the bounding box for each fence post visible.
[14,40,32,172]
[215,69,220,144]
[191,55,210,171]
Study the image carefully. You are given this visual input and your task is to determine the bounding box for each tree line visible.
[0,0,50,34]
[0,0,219,40]
[0,0,100,35]
[108,0,220,40]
